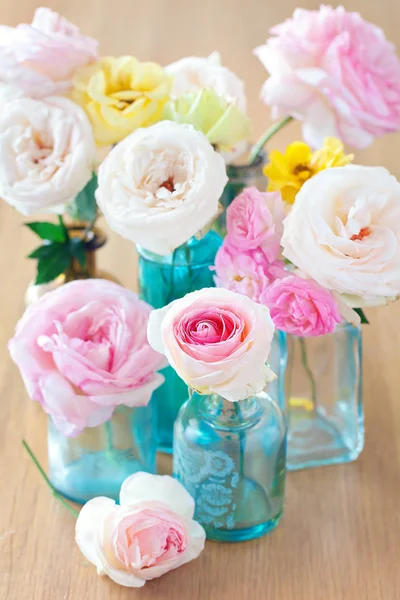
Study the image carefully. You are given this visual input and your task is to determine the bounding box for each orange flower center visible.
[160,177,175,193]
[351,227,371,242]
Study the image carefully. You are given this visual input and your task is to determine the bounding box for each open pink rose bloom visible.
[9,279,165,436]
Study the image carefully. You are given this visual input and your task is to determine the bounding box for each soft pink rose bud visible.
[8,280,165,436]
[255,6,400,148]
[0,8,98,97]
[261,275,342,337]
[214,241,286,303]
[226,187,284,262]
[75,472,206,587]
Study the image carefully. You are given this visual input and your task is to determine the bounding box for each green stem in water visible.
[165,248,178,305]
[298,338,317,409]
[249,116,293,164]
[233,402,246,475]
[22,440,79,518]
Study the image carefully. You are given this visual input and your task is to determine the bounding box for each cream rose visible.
[282,165,400,306]
[0,96,96,216]
[166,52,247,112]
[147,288,276,401]
[96,121,228,255]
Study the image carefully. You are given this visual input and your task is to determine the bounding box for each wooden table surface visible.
[1,0,400,598]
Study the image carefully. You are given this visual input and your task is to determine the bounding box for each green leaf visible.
[26,221,67,243]
[69,238,86,269]
[35,245,72,285]
[28,243,65,260]
[354,308,369,325]
[66,173,98,222]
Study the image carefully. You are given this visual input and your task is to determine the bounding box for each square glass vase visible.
[286,322,363,470]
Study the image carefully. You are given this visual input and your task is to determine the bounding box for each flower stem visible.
[298,338,317,409]
[22,440,79,518]
[249,116,293,164]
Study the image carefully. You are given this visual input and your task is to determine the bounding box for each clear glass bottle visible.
[173,390,287,542]
[137,232,222,453]
[48,404,156,504]
[286,322,363,470]
[214,149,267,237]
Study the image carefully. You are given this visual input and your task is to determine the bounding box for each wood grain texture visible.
[1,0,400,598]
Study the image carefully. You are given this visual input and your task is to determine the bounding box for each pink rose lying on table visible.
[147,288,276,402]
[255,6,400,148]
[0,7,98,97]
[76,472,206,588]
[226,187,284,262]
[8,280,165,437]
[261,275,342,337]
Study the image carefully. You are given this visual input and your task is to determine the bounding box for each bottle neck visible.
[190,391,264,429]
[65,227,106,281]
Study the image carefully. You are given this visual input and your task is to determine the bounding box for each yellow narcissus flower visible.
[71,56,172,146]
[162,89,251,152]
[264,137,354,204]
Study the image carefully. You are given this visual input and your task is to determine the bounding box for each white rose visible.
[282,165,400,307]
[0,96,96,216]
[166,52,247,113]
[96,121,228,255]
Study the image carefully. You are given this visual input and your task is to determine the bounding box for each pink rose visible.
[214,242,286,303]
[0,8,98,97]
[9,280,165,436]
[226,187,284,262]
[254,6,400,148]
[261,275,342,336]
[76,472,205,588]
[147,288,276,401]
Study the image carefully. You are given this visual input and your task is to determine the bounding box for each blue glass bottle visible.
[267,330,288,413]
[286,322,363,470]
[173,390,287,542]
[214,149,266,237]
[48,404,156,504]
[137,232,222,453]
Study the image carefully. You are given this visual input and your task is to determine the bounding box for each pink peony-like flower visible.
[0,8,98,97]
[226,187,284,262]
[76,472,206,587]
[9,280,165,436]
[214,242,286,303]
[254,6,400,149]
[261,275,342,336]
[147,288,276,401]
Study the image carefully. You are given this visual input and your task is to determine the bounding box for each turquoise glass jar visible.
[137,232,222,453]
[173,390,287,542]
[214,150,266,237]
[48,404,156,504]
[286,322,363,470]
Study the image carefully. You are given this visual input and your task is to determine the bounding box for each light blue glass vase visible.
[137,232,222,454]
[48,404,156,504]
[173,390,287,542]
[286,322,363,470]
[214,149,266,237]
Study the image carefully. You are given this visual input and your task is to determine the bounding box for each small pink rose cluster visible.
[214,187,342,336]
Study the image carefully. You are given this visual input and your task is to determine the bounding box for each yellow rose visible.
[163,89,251,152]
[71,56,171,146]
[264,137,353,204]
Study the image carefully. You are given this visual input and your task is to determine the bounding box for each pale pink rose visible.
[254,6,400,148]
[214,242,286,303]
[0,95,96,216]
[261,275,342,336]
[226,187,284,262]
[0,8,98,97]
[9,280,165,437]
[282,165,400,307]
[147,288,276,402]
[76,472,206,588]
